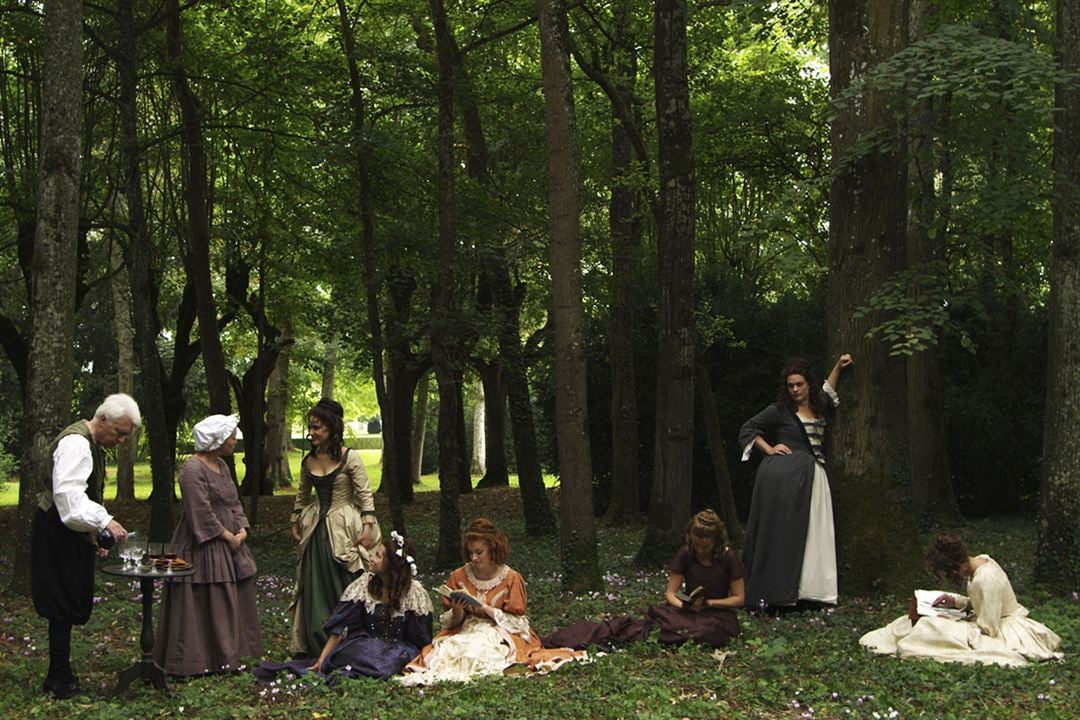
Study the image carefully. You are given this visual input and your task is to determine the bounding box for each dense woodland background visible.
[1,0,1079,597]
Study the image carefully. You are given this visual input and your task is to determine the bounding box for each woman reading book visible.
[859,531,1063,667]
[400,518,585,684]
[646,509,746,648]
[254,533,432,682]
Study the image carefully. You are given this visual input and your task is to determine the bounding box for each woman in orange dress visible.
[400,518,585,684]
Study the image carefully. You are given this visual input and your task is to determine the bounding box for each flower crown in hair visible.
[389,530,417,576]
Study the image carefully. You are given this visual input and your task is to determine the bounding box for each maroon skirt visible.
[646,603,740,648]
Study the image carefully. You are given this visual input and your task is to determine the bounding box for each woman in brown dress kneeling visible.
[646,509,746,648]
[154,414,263,675]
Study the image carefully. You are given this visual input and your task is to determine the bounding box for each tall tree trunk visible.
[490,262,556,533]
[475,363,512,488]
[1037,0,1080,589]
[123,0,178,538]
[430,0,466,566]
[321,335,337,400]
[266,318,293,489]
[696,363,743,545]
[411,370,431,485]
[639,0,696,562]
[166,0,231,417]
[426,0,554,529]
[905,0,959,527]
[12,0,84,594]
[470,378,487,477]
[828,0,922,595]
[538,0,601,591]
[110,239,138,501]
[604,1,642,526]
[334,0,405,532]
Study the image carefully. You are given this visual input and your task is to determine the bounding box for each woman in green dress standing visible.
[288,398,381,657]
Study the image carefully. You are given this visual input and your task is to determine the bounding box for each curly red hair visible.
[461,518,510,565]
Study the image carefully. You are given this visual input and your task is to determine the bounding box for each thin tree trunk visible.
[411,370,431,485]
[321,335,337,400]
[12,0,84,594]
[1037,0,1080,589]
[639,0,696,563]
[475,364,511,488]
[696,363,743,545]
[828,0,922,595]
[266,319,293,489]
[470,379,487,477]
[605,0,642,526]
[430,0,466,566]
[125,0,179,538]
[110,238,138,501]
[166,0,231,417]
[490,262,556,533]
[334,0,405,532]
[539,0,601,591]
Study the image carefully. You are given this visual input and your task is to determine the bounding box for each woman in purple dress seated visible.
[646,509,746,648]
[255,533,432,682]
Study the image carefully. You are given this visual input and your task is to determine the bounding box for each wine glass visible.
[163,543,177,574]
[148,542,163,572]
[129,536,145,569]
[117,540,132,570]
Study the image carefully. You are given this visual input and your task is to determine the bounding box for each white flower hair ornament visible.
[406,554,417,577]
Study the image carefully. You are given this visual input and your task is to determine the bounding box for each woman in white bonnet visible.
[153,414,263,675]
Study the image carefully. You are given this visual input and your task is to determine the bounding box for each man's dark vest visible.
[36,420,105,543]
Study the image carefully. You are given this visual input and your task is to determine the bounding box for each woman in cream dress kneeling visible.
[860,532,1062,667]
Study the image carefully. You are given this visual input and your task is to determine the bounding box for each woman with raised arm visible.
[400,518,585,684]
[154,414,263,675]
[860,532,1062,666]
[255,532,432,681]
[739,354,852,611]
[646,509,746,647]
[288,398,381,657]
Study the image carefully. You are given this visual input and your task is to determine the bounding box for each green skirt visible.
[296,516,360,657]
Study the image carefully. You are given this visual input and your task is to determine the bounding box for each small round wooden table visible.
[101,563,195,695]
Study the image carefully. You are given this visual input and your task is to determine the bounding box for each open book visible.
[911,589,970,620]
[675,586,704,604]
[437,584,485,607]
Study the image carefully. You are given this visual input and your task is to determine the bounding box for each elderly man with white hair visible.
[31,393,141,699]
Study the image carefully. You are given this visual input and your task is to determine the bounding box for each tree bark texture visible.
[475,364,512,488]
[538,0,602,591]
[1037,0,1080,588]
[828,0,923,595]
[13,0,84,594]
[640,0,696,561]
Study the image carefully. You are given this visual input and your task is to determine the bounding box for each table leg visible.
[114,576,171,695]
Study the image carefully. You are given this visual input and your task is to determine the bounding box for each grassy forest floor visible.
[0,487,1076,719]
